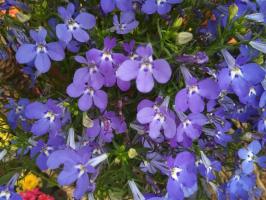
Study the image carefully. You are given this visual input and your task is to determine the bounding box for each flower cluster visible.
[1,0,266,200]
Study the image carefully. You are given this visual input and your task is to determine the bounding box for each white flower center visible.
[188,85,199,95]
[67,19,80,31]
[0,190,11,200]
[157,0,167,5]
[36,44,47,53]
[101,51,113,61]
[248,87,256,96]
[154,112,165,123]
[171,167,182,180]
[246,151,254,161]
[230,67,243,79]
[44,111,56,122]
[85,87,95,96]
[15,105,24,113]
[75,164,86,177]
[183,119,191,128]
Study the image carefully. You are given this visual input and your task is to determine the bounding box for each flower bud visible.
[128,148,138,159]
[173,17,183,28]
[177,32,193,45]
[229,4,238,21]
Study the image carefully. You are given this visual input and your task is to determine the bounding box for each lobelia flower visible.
[141,0,183,15]
[117,44,172,93]
[239,84,263,108]
[111,11,139,34]
[100,0,132,13]
[123,40,139,60]
[203,128,232,147]
[86,111,126,143]
[175,112,208,144]
[0,174,21,200]
[4,98,30,130]
[25,100,63,136]
[56,3,96,43]
[47,149,107,199]
[73,49,105,89]
[30,136,64,170]
[197,151,221,181]
[227,170,261,200]
[245,0,266,23]
[217,49,265,97]
[89,37,126,87]
[176,51,209,65]
[137,97,176,139]
[249,40,266,54]
[67,77,108,112]
[140,152,168,174]
[167,151,197,200]
[238,140,266,174]
[175,66,220,113]
[16,27,65,73]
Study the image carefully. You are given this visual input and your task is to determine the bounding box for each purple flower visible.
[176,51,209,65]
[245,0,266,23]
[227,171,260,200]
[67,78,108,112]
[238,140,266,174]
[176,112,208,144]
[86,111,126,143]
[167,151,197,200]
[217,49,265,97]
[89,37,126,87]
[56,3,96,43]
[5,98,30,130]
[197,151,221,181]
[117,44,172,93]
[0,0,28,11]
[137,98,176,139]
[175,66,220,113]
[112,11,139,34]
[100,0,132,13]
[25,100,63,136]
[141,0,183,15]
[0,174,21,200]
[15,28,65,73]
[30,136,64,170]
[203,128,232,147]
[47,149,107,199]
[140,152,168,174]
[73,49,105,89]
[239,84,263,108]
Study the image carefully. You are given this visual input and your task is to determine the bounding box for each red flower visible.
[20,188,54,200]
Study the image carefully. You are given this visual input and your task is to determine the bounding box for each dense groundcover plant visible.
[1,0,266,199]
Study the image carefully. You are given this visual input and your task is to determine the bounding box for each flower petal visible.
[116,60,139,81]
[137,107,155,124]
[34,53,51,73]
[175,88,188,112]
[56,24,72,43]
[93,90,108,110]
[75,13,96,30]
[47,42,65,61]
[153,59,172,83]
[78,94,93,111]
[16,44,36,64]
[73,28,90,43]
[25,102,47,119]
[136,70,154,93]
[31,118,50,136]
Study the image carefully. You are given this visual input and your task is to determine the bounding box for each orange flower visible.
[227,37,238,45]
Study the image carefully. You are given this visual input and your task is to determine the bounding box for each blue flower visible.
[15,27,65,73]
[47,149,107,199]
[112,11,139,34]
[100,0,132,14]
[238,140,266,174]
[25,100,64,136]
[141,0,183,15]
[56,3,96,43]
[218,49,265,98]
[4,98,30,130]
